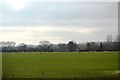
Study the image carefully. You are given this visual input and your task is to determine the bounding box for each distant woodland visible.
[0,35,120,52]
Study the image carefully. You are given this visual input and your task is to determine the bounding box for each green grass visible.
[2,52,118,78]
[0,52,2,78]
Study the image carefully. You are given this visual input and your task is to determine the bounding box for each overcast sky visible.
[0,0,118,44]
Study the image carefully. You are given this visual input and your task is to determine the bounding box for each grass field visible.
[0,52,2,79]
[2,52,118,78]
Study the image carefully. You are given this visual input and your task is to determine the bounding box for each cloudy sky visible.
[0,0,118,44]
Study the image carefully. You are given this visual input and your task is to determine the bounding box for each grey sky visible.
[0,0,118,44]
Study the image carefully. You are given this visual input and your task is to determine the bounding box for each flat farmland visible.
[2,52,118,78]
[0,53,2,79]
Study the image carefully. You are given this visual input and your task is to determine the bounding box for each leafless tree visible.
[106,35,112,43]
[39,41,50,46]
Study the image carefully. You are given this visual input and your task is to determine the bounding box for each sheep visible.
[12,53,14,55]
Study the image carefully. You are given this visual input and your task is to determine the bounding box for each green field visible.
[2,52,118,78]
[0,52,2,78]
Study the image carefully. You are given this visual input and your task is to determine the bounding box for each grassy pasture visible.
[0,52,2,78]
[2,52,118,78]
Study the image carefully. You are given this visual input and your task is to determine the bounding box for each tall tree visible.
[90,42,97,51]
[58,43,67,52]
[106,35,112,44]
[0,42,6,47]
[18,43,27,52]
[67,41,77,52]
[106,35,113,50]
[3,41,16,52]
[39,41,50,46]
[86,43,91,51]
[99,42,103,51]
[39,41,50,52]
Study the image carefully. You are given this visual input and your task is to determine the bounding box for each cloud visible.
[0,26,101,43]
[0,2,118,44]
[2,0,31,11]
[1,2,117,27]
[7,0,28,11]
[0,25,117,44]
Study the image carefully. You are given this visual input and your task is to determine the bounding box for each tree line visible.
[0,40,119,52]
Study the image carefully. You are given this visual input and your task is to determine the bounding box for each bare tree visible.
[86,42,91,51]
[106,35,112,43]
[18,43,27,52]
[58,43,67,52]
[6,41,16,47]
[115,35,120,42]
[39,41,50,46]
[39,41,50,52]
[0,42,6,47]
